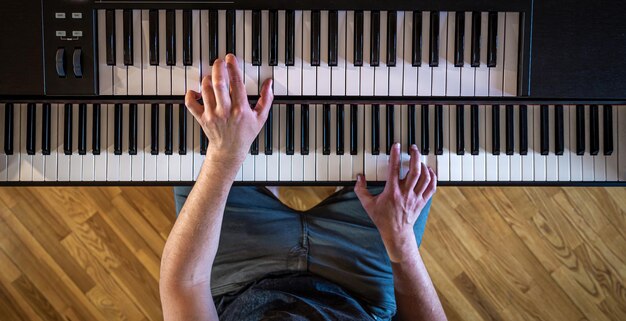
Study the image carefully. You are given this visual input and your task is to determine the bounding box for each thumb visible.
[254,79,274,123]
[354,174,374,206]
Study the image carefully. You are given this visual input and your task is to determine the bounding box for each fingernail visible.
[394,142,400,150]
[357,174,362,182]
[411,144,418,151]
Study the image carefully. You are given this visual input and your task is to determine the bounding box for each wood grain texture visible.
[0,186,624,321]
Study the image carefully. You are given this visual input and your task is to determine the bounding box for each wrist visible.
[201,149,244,179]
[381,230,419,263]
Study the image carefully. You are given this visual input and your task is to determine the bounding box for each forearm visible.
[391,237,447,321]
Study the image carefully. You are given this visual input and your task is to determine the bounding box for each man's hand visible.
[354,143,437,263]
[185,54,273,166]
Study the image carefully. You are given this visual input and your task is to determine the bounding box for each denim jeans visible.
[173,186,432,320]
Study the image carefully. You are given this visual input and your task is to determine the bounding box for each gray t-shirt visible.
[215,273,376,321]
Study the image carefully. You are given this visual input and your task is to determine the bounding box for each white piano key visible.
[0,104,7,181]
[510,105,523,181]
[328,104,341,181]
[241,151,255,181]
[460,12,475,96]
[32,105,45,181]
[445,12,461,97]
[353,104,365,180]
[436,105,450,181]
[193,118,204,180]
[533,105,547,181]
[619,105,626,181]
[594,105,606,181]
[157,105,169,181]
[7,104,20,182]
[449,105,462,181]
[254,120,267,181]
[168,105,181,181]
[345,11,360,96]
[279,105,292,181]
[474,12,489,96]
[119,104,132,181]
[82,106,95,182]
[462,105,474,181]
[606,105,618,181]
[485,105,498,181]
[19,105,33,181]
[157,10,172,95]
[292,105,304,181]
[374,11,389,96]
[141,9,157,95]
[288,10,304,96]
[340,104,353,181]
[181,106,194,181]
[56,105,70,181]
[145,105,157,181]
[98,10,114,95]
[331,10,347,96]
[431,12,447,96]
[426,105,437,174]
[128,10,142,95]
[274,10,288,96]
[316,105,329,181]
[70,104,82,181]
[131,104,145,181]
[364,104,377,179]
[106,105,119,181]
[473,105,487,181]
[417,12,431,96]
[581,106,594,181]
[521,104,534,181]
[398,105,410,179]
[172,10,186,95]
[503,12,519,97]
[498,105,510,181]
[185,10,201,93]
[488,12,505,97]
[234,10,245,76]
[393,104,402,179]
[402,11,418,96]
[389,11,405,96]
[114,10,128,96]
[267,106,280,181]
[558,105,571,181]
[259,10,274,94]
[201,10,213,80]
[361,11,375,96]
[302,11,316,96]
[94,105,107,181]
[546,106,559,181]
[569,105,583,181]
[303,105,316,181]
[218,10,227,57]
[376,104,388,181]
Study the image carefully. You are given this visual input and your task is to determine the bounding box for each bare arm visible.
[160,54,273,321]
[354,144,446,321]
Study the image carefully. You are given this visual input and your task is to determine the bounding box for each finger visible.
[184,90,204,119]
[225,54,247,108]
[387,142,401,183]
[422,167,438,200]
[414,163,431,196]
[354,174,374,206]
[211,58,231,112]
[254,79,274,122]
[403,144,422,190]
[201,75,217,113]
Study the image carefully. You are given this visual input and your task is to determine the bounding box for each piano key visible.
[426,104,438,173]
[285,10,295,66]
[386,11,397,66]
[251,117,264,181]
[348,104,358,155]
[180,106,194,180]
[429,11,440,67]
[145,104,157,181]
[576,104,585,155]
[352,105,365,180]
[186,10,201,92]
[150,104,159,155]
[594,105,606,181]
[417,11,431,96]
[19,105,33,181]
[311,10,321,66]
[590,104,599,155]
[26,103,36,155]
[64,104,73,155]
[292,104,304,180]
[519,105,528,155]
[340,104,352,181]
[4,103,14,155]
[454,11,464,67]
[268,10,278,66]
[313,104,328,181]
[546,105,558,181]
[505,104,514,155]
[328,104,341,180]
[78,103,87,155]
[557,104,570,181]
[123,9,133,65]
[460,12,475,96]
[364,104,376,179]
[567,105,582,180]
[474,12,489,96]
[408,104,416,151]
[449,105,461,180]
[487,12,497,67]
[303,104,316,180]
[582,105,594,180]
[620,105,626,181]
[273,10,288,95]
[434,104,443,155]
[32,104,44,181]
[165,10,175,66]
[178,105,187,155]
[322,104,331,155]
[53,104,68,181]
[165,104,173,155]
[354,10,364,66]
[402,11,418,96]
[399,105,410,178]
[498,104,510,180]
[446,12,461,96]
[119,104,131,180]
[485,104,498,180]
[258,11,272,93]
[251,135,259,155]
[470,11,480,67]
[168,103,181,181]
[200,127,208,155]
[411,11,422,67]
[345,11,359,95]
[106,10,116,66]
[128,10,142,95]
[142,10,158,95]
[286,104,295,155]
[157,10,172,95]
[370,11,380,67]
[288,10,303,95]
[267,105,280,181]
[603,105,613,155]
[301,104,310,155]
[470,104,479,155]
[605,105,618,181]
[371,104,380,155]
[520,104,533,181]
[555,104,564,155]
[421,104,430,154]
[474,104,487,181]
[386,104,395,155]
[376,104,389,180]
[360,11,374,96]
[540,104,549,155]
[491,105,500,155]
[41,103,51,155]
[114,104,123,155]
[388,11,404,96]
[156,104,169,180]
[225,9,236,54]
[317,11,331,95]
[509,105,522,180]
[374,11,389,96]
[193,117,204,180]
[98,11,113,95]
[328,10,339,66]
[503,12,519,96]
[488,12,505,96]
[5,104,18,181]
[148,10,159,65]
[105,104,119,181]
[244,10,259,95]
[182,10,193,65]
[130,104,145,181]
[437,105,450,181]
[456,105,465,155]
[393,104,403,178]
[331,10,347,96]
[336,104,345,155]
[264,108,273,155]
[431,12,447,96]
[129,103,138,155]
[113,10,127,96]
[172,10,186,95]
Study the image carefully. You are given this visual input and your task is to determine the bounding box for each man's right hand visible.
[354,143,437,263]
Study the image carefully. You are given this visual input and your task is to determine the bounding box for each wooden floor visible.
[0,186,625,321]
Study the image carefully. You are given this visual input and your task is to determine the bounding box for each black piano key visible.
[421,104,429,155]
[129,103,138,155]
[411,11,422,67]
[576,104,585,155]
[540,104,549,155]
[386,104,395,155]
[603,105,613,155]
[350,104,357,155]
[370,11,380,67]
[408,104,416,152]
[251,136,259,155]
[434,105,443,155]
[286,10,295,66]
[114,104,123,155]
[429,11,440,67]
[555,105,564,156]
[42,103,51,155]
[151,104,159,155]
[78,103,87,155]
[506,105,514,155]
[264,108,273,155]
[183,10,193,66]
[200,130,208,155]
[386,11,397,67]
[123,9,133,66]
[268,10,279,66]
[372,104,380,155]
[286,104,294,155]
[226,9,236,54]
[354,10,364,67]
[590,104,599,155]
[149,10,159,65]
[470,11,480,67]
[471,104,479,155]
[329,10,339,67]
[26,103,36,155]
[301,104,310,155]
[179,104,187,155]
[487,12,497,67]
[92,104,101,155]
[165,9,176,66]
[336,104,344,155]
[106,9,116,66]
[209,10,219,65]
[519,105,528,155]
[4,104,14,155]
[311,10,321,67]
[165,104,173,155]
[492,105,500,155]
[322,104,331,155]
[454,12,465,67]
[456,105,465,155]
[251,10,262,66]
[64,104,73,155]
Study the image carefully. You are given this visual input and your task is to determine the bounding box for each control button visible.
[56,48,66,77]
[71,12,82,19]
[56,30,67,37]
[55,12,66,19]
[72,31,83,37]
[73,48,83,77]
